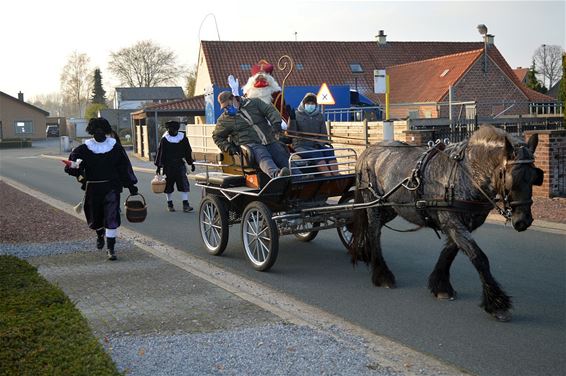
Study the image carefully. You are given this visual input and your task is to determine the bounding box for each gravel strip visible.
[0,181,92,243]
[104,323,402,376]
[0,239,133,259]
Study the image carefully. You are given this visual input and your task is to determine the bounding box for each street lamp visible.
[198,13,221,41]
[541,44,547,89]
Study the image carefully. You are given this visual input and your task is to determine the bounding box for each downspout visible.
[154,111,159,161]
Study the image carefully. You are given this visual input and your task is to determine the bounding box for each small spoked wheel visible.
[199,195,229,255]
[337,191,355,250]
[294,222,319,242]
[241,201,279,271]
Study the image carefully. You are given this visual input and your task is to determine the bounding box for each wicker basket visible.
[124,194,147,223]
[151,174,166,194]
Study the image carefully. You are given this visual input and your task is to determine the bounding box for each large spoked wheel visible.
[199,195,229,256]
[337,191,355,250]
[294,222,319,242]
[241,201,279,272]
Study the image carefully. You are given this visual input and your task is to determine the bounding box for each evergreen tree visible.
[91,68,107,104]
[526,61,547,93]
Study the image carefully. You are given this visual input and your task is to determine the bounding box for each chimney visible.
[17,91,24,101]
[484,34,495,46]
[376,30,387,45]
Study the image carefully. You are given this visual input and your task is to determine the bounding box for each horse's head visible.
[501,134,544,232]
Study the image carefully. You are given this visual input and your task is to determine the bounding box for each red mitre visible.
[251,59,274,76]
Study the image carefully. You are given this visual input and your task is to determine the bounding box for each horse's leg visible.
[368,207,396,288]
[428,240,459,300]
[445,225,512,321]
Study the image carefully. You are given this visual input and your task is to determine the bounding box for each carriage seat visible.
[193,172,245,188]
[239,145,257,172]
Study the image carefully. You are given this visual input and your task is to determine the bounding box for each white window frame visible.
[14,120,33,134]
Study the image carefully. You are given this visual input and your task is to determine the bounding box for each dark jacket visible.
[155,132,193,174]
[289,98,329,150]
[213,97,282,152]
[65,139,138,192]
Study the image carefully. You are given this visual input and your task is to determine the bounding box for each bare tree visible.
[533,44,563,89]
[30,93,74,117]
[60,51,92,117]
[108,40,185,87]
[185,64,198,97]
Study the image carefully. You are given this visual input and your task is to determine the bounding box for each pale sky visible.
[1,0,563,100]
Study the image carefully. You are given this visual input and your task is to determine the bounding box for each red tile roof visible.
[201,41,555,105]
[142,95,205,112]
[487,48,555,102]
[386,49,484,103]
[513,67,529,82]
[201,40,486,95]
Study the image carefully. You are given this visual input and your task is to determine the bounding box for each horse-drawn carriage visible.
[193,146,357,271]
[190,122,545,321]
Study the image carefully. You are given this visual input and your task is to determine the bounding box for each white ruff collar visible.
[163,131,184,143]
[85,137,116,154]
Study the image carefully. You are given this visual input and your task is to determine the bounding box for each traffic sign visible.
[316,83,335,105]
[374,69,386,94]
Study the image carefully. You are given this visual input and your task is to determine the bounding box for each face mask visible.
[304,104,316,113]
[225,104,238,116]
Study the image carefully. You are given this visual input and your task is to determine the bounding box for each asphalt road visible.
[1,141,565,376]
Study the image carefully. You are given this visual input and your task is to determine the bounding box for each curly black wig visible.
[165,120,181,130]
[86,118,112,135]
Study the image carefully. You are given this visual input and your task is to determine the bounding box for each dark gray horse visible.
[350,125,544,321]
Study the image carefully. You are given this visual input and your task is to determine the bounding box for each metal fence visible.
[557,145,566,196]
[410,116,565,143]
[324,106,383,122]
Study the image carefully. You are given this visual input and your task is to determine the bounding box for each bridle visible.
[498,145,535,218]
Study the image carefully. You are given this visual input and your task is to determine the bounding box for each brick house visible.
[0,91,49,140]
[194,35,555,118]
[384,47,555,119]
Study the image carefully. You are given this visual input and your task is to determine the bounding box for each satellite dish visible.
[477,24,488,35]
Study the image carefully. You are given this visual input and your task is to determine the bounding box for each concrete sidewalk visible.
[2,176,467,376]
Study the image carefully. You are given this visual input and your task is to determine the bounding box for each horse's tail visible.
[349,164,372,265]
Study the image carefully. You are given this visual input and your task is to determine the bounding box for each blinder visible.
[500,145,540,213]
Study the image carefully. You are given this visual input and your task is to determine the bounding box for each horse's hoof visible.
[492,310,512,322]
[436,291,456,300]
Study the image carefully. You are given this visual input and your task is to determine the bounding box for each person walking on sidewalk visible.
[63,117,139,261]
[155,120,195,212]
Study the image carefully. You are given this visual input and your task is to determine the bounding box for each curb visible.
[486,213,566,235]
[1,175,471,376]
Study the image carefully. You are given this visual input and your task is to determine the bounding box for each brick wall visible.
[440,54,530,117]
[524,130,566,198]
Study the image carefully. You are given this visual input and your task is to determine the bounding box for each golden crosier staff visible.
[277,55,294,116]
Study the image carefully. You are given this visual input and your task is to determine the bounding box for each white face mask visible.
[304,104,316,113]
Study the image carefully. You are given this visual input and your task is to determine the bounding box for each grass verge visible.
[0,255,120,375]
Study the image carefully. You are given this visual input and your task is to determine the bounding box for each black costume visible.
[65,138,138,231]
[155,131,193,194]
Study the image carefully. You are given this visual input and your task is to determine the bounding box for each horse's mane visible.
[468,125,509,148]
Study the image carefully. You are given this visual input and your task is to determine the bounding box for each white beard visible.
[243,73,281,104]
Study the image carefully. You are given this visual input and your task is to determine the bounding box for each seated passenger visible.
[212,91,290,178]
[288,93,338,176]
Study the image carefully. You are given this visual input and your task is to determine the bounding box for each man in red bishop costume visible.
[242,59,290,124]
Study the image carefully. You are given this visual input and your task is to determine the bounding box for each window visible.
[14,120,33,134]
[349,63,363,73]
